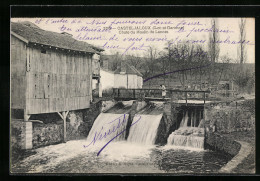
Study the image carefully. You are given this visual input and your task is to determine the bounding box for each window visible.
[41,49,46,54]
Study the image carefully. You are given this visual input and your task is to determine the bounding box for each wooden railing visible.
[112,88,210,104]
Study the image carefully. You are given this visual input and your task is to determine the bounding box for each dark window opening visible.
[41,49,46,54]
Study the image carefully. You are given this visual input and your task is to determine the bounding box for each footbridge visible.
[112,88,211,105]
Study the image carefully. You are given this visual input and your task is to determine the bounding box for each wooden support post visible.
[133,89,135,99]
[62,111,67,143]
[203,92,206,105]
[185,92,188,106]
[24,113,31,121]
[191,112,193,127]
[199,109,201,123]
[57,111,69,143]
[203,105,205,124]
[118,89,120,98]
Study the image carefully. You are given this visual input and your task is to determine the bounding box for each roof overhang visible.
[11,31,29,44]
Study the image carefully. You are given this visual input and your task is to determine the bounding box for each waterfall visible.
[167,134,204,149]
[167,127,205,149]
[194,109,197,127]
[87,113,129,143]
[167,108,205,149]
[127,114,163,145]
[179,111,189,128]
[198,119,204,128]
[191,112,193,127]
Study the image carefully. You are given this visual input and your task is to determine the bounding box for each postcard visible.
[10,17,255,174]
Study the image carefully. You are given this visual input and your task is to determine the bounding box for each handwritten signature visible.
[83,114,142,156]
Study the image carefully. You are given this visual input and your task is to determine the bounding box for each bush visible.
[234,69,255,94]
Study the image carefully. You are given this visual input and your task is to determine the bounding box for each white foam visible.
[127,114,163,145]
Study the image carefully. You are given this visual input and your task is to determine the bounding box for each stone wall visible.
[205,132,241,157]
[203,99,254,157]
[11,119,33,162]
[204,99,255,133]
[11,120,26,151]
[155,114,173,145]
[32,110,85,148]
[11,101,104,151]
[33,122,63,148]
[66,110,84,140]
[32,102,103,147]
[155,103,178,145]
[81,101,103,137]
[11,120,32,150]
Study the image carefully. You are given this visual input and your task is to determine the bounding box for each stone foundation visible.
[33,122,63,148]
[205,132,241,157]
[11,101,103,151]
[11,119,32,150]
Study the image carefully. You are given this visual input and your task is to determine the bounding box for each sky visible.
[11,18,255,63]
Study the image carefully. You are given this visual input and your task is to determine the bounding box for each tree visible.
[126,54,142,70]
[161,41,211,89]
[216,55,231,86]
[208,19,220,86]
[238,18,247,64]
[143,46,159,88]
[110,51,121,71]
[162,42,195,88]
[192,45,209,89]
[208,19,220,63]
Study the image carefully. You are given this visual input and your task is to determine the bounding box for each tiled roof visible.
[114,63,143,77]
[130,65,143,77]
[11,21,103,53]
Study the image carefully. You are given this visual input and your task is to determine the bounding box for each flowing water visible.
[86,113,129,143]
[11,140,232,173]
[167,109,205,149]
[167,128,205,149]
[11,107,233,173]
[127,114,162,144]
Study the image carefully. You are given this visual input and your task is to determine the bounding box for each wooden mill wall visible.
[11,35,27,109]
[11,35,93,115]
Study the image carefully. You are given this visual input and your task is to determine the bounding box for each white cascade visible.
[167,127,205,149]
[87,113,129,143]
[127,114,163,145]
[179,111,189,128]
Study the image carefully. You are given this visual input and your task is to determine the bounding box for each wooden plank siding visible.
[11,35,93,114]
[26,47,93,114]
[11,35,27,109]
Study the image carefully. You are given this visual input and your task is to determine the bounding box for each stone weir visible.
[101,100,188,146]
[101,100,207,148]
[166,103,206,149]
[101,100,165,144]
[167,127,205,149]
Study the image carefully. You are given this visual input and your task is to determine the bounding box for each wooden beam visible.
[11,31,29,44]
[57,111,69,143]
[113,88,115,97]
[185,92,188,106]
[203,105,205,124]
[57,112,63,119]
[24,113,31,121]
[203,92,206,105]
[29,120,43,124]
[65,111,69,119]
[62,111,67,143]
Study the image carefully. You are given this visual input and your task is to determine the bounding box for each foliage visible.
[233,65,255,94]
